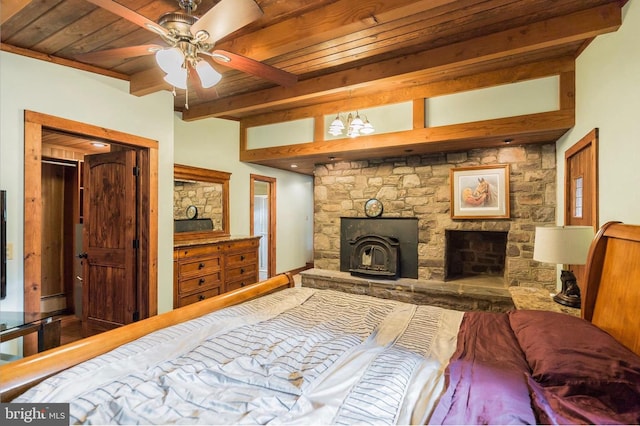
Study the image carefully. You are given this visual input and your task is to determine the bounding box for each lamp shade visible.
[533,226,595,265]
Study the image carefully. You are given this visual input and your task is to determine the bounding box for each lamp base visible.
[553,269,581,308]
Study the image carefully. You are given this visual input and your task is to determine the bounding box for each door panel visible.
[82,150,137,334]
[565,129,598,292]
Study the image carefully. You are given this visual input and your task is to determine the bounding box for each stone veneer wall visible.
[313,144,558,290]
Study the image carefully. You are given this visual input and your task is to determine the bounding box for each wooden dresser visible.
[173,236,260,308]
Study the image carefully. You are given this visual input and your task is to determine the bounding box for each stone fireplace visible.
[313,144,558,291]
[445,230,508,284]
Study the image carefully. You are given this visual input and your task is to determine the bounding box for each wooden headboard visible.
[582,221,640,355]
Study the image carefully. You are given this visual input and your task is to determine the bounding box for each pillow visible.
[509,310,640,424]
[508,309,640,386]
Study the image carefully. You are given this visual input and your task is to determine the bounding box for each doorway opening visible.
[250,175,276,280]
[23,111,158,356]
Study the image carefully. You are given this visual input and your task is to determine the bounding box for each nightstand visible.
[509,287,581,317]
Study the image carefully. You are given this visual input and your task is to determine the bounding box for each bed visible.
[1,221,639,424]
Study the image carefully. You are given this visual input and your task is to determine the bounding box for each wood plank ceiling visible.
[1,0,626,173]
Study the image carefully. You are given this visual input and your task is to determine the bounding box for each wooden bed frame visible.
[1,221,638,402]
[0,272,295,401]
[582,221,640,355]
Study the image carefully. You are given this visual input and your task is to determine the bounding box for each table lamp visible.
[533,226,595,308]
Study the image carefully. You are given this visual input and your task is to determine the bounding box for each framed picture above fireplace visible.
[450,164,510,219]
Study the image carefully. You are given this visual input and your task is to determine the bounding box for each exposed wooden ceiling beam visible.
[182,3,620,121]
[241,56,575,128]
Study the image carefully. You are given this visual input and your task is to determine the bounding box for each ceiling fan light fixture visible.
[195,60,222,88]
[194,29,210,43]
[145,23,170,37]
[164,67,188,90]
[156,47,184,73]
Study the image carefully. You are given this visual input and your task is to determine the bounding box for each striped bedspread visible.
[15,288,463,425]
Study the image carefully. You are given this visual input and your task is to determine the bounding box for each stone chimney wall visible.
[313,144,558,290]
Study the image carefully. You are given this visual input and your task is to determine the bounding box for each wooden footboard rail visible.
[0,272,295,402]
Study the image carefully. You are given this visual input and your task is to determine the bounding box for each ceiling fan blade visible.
[190,0,263,44]
[75,44,163,62]
[84,0,169,37]
[208,50,298,87]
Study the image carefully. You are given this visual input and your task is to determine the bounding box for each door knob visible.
[77,253,88,259]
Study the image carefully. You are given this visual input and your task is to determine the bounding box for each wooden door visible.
[82,150,137,334]
[564,129,598,291]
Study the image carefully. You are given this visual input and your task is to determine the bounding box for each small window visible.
[573,177,583,218]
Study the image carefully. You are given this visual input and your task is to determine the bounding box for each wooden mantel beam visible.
[181,3,620,121]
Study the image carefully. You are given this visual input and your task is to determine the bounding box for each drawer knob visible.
[199,262,205,269]
[240,268,245,274]
[199,295,205,301]
[240,255,245,261]
[199,278,205,285]
[241,282,246,287]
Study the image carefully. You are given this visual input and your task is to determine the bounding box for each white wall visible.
[173,116,314,273]
[556,0,640,226]
[0,52,175,317]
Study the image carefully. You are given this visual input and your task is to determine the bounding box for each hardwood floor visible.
[59,315,84,346]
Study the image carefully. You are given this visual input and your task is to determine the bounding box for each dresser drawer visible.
[176,244,222,259]
[178,256,221,277]
[223,238,259,253]
[226,263,257,282]
[176,288,221,308]
[225,277,256,292]
[178,272,222,294]
[226,250,258,268]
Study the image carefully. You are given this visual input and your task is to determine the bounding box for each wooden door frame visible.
[249,174,276,278]
[23,111,158,354]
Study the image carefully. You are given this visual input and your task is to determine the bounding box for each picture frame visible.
[450,164,510,219]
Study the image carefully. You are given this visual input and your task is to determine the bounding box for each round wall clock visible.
[186,205,198,220]
[364,198,383,218]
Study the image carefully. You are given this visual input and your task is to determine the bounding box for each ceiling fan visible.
[77,0,297,104]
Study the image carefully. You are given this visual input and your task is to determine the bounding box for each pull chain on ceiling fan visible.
[78,0,297,105]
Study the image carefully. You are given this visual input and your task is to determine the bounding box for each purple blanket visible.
[429,311,536,424]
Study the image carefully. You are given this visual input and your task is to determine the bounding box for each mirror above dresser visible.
[173,164,230,242]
